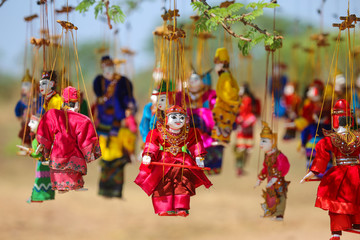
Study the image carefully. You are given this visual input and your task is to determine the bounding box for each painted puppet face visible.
[167,113,186,130]
[103,65,115,80]
[157,94,168,110]
[306,86,320,102]
[260,138,273,153]
[214,63,224,73]
[189,73,203,92]
[39,79,54,96]
[284,84,295,96]
[21,82,32,96]
[152,68,164,83]
[28,119,39,133]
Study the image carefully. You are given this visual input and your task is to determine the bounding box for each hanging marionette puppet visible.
[301,99,360,240]
[16,115,55,202]
[36,86,101,193]
[15,69,36,150]
[300,104,332,179]
[255,122,290,221]
[281,82,301,140]
[139,81,173,143]
[234,83,257,176]
[135,105,212,216]
[211,48,240,144]
[93,55,137,198]
[183,71,224,175]
[39,70,63,111]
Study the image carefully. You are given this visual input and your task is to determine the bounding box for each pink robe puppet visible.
[135,105,212,217]
[37,86,101,192]
[255,122,290,221]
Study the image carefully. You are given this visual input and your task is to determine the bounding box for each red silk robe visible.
[37,109,101,190]
[135,125,212,196]
[311,129,360,215]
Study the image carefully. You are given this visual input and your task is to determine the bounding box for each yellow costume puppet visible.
[211,48,240,143]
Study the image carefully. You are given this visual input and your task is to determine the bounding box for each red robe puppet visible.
[36,86,101,192]
[302,99,360,240]
[135,105,212,216]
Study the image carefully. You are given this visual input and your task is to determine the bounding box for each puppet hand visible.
[142,155,151,165]
[266,177,278,188]
[196,157,205,168]
[254,179,262,188]
[300,171,315,183]
[35,144,44,155]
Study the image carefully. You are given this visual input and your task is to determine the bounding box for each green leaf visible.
[94,1,105,19]
[109,5,126,23]
[75,0,96,13]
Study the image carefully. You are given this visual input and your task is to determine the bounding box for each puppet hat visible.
[166,105,186,115]
[260,121,277,147]
[22,69,32,83]
[101,55,114,66]
[41,70,57,82]
[214,48,230,63]
[62,86,79,103]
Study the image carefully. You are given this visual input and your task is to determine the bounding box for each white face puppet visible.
[284,84,295,96]
[239,86,245,96]
[103,65,115,80]
[189,73,203,92]
[157,94,168,110]
[260,138,273,153]
[21,82,32,96]
[306,86,320,102]
[214,63,224,73]
[39,79,54,96]
[167,113,186,130]
[28,118,39,133]
[152,68,164,83]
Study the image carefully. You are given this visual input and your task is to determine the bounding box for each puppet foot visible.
[58,190,69,194]
[158,211,176,216]
[176,210,189,217]
[271,215,284,221]
[352,224,360,230]
[329,236,340,240]
[75,187,88,192]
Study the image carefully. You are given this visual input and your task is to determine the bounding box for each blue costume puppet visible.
[93,55,137,198]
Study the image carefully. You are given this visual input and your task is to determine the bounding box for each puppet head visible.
[188,71,204,93]
[101,55,115,80]
[152,65,164,84]
[260,121,277,152]
[165,105,186,130]
[334,70,346,94]
[39,71,57,96]
[214,48,230,73]
[284,82,297,96]
[332,99,353,129]
[21,69,32,97]
[62,86,79,112]
[28,115,40,133]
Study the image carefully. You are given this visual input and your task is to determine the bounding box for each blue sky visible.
[0,0,359,77]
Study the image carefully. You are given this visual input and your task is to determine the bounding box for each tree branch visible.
[196,0,282,41]
[0,0,7,7]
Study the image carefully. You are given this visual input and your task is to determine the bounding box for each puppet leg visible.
[272,193,286,220]
[152,168,177,216]
[328,212,357,237]
[174,168,196,217]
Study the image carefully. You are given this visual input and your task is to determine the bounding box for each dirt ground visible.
[1,100,359,240]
